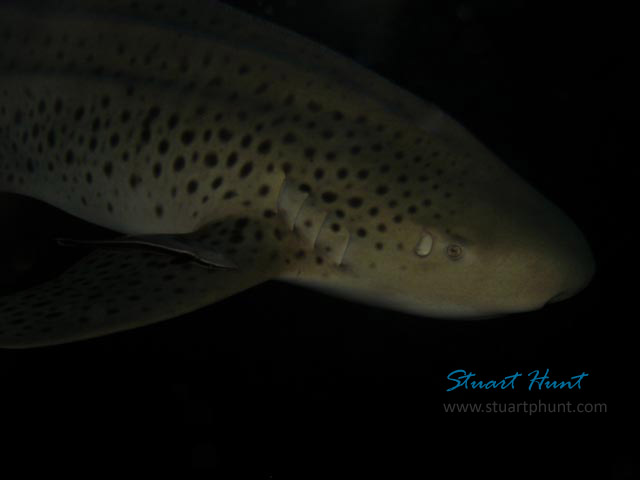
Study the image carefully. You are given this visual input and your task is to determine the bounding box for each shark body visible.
[0,0,594,348]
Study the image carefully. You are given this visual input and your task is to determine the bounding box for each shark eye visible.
[446,244,463,259]
[415,232,433,257]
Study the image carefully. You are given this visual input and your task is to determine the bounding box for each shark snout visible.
[511,203,595,312]
[484,169,596,314]
[542,220,595,306]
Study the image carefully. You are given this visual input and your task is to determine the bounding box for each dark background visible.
[0,0,635,476]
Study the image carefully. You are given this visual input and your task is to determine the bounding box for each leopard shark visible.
[0,0,594,348]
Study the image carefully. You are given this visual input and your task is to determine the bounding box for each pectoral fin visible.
[0,217,294,348]
[56,234,238,269]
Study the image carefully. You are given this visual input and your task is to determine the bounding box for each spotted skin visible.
[0,1,595,347]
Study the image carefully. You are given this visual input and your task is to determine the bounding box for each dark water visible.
[0,0,634,476]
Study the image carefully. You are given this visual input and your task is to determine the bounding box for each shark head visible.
[292,136,595,320]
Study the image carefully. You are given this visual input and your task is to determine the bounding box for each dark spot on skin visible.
[255,82,269,94]
[211,176,223,190]
[304,147,316,160]
[337,168,348,179]
[226,152,238,167]
[239,162,253,178]
[205,153,218,167]
[348,197,363,208]
[393,215,403,223]
[218,128,233,142]
[314,168,324,180]
[103,162,113,177]
[259,185,270,196]
[85,172,93,184]
[153,163,162,178]
[322,192,337,203]
[168,114,178,129]
[223,190,237,199]
[130,174,142,189]
[282,162,292,174]
[187,180,198,194]
[357,228,367,238]
[158,140,169,154]
[331,223,340,232]
[369,207,379,216]
[376,185,388,195]
[173,156,186,172]
[282,132,296,144]
[307,101,322,112]
[322,130,334,140]
[181,130,195,145]
[357,169,369,180]
[377,224,387,232]
[375,242,384,250]
[241,134,253,148]
[257,139,272,155]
